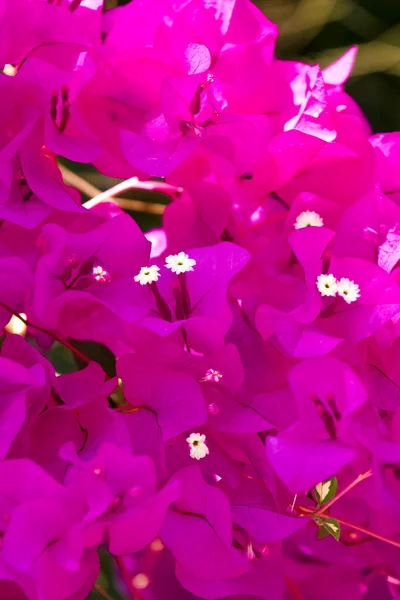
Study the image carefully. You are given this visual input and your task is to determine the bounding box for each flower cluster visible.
[316,273,361,303]
[0,1,400,599]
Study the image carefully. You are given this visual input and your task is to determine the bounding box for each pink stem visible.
[115,556,144,600]
[0,300,91,365]
[297,505,400,550]
[84,177,183,209]
[285,575,306,600]
[315,469,373,516]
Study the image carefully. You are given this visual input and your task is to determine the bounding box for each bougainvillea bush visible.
[1,1,400,599]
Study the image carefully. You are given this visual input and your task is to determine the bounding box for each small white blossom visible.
[337,277,360,304]
[294,210,324,229]
[186,433,209,460]
[92,266,111,283]
[316,274,338,297]
[134,265,160,285]
[165,252,196,275]
[200,369,223,383]
[5,313,27,337]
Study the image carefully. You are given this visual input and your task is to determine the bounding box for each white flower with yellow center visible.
[92,266,111,283]
[337,277,360,304]
[186,433,209,460]
[134,265,160,285]
[165,252,196,275]
[294,210,324,229]
[200,369,223,383]
[316,274,338,297]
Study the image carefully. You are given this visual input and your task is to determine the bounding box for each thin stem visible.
[93,583,117,600]
[181,326,192,353]
[60,166,167,214]
[60,166,102,197]
[334,516,400,550]
[297,506,400,550]
[0,301,91,365]
[1,303,129,408]
[115,556,144,600]
[315,469,373,516]
[150,283,172,322]
[285,575,306,600]
[52,334,91,366]
[85,176,181,207]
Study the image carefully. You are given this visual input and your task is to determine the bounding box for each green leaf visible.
[49,342,77,375]
[314,476,338,506]
[317,525,331,540]
[314,516,341,541]
[69,340,116,376]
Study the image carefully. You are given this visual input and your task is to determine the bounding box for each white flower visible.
[316,274,338,297]
[134,265,160,285]
[337,277,360,304]
[294,210,324,229]
[92,266,111,283]
[165,252,196,275]
[200,369,223,383]
[186,433,209,461]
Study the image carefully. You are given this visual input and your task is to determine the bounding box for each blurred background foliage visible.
[262,0,400,134]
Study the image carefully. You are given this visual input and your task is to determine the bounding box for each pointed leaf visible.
[314,476,338,506]
[314,516,341,541]
[317,525,331,540]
